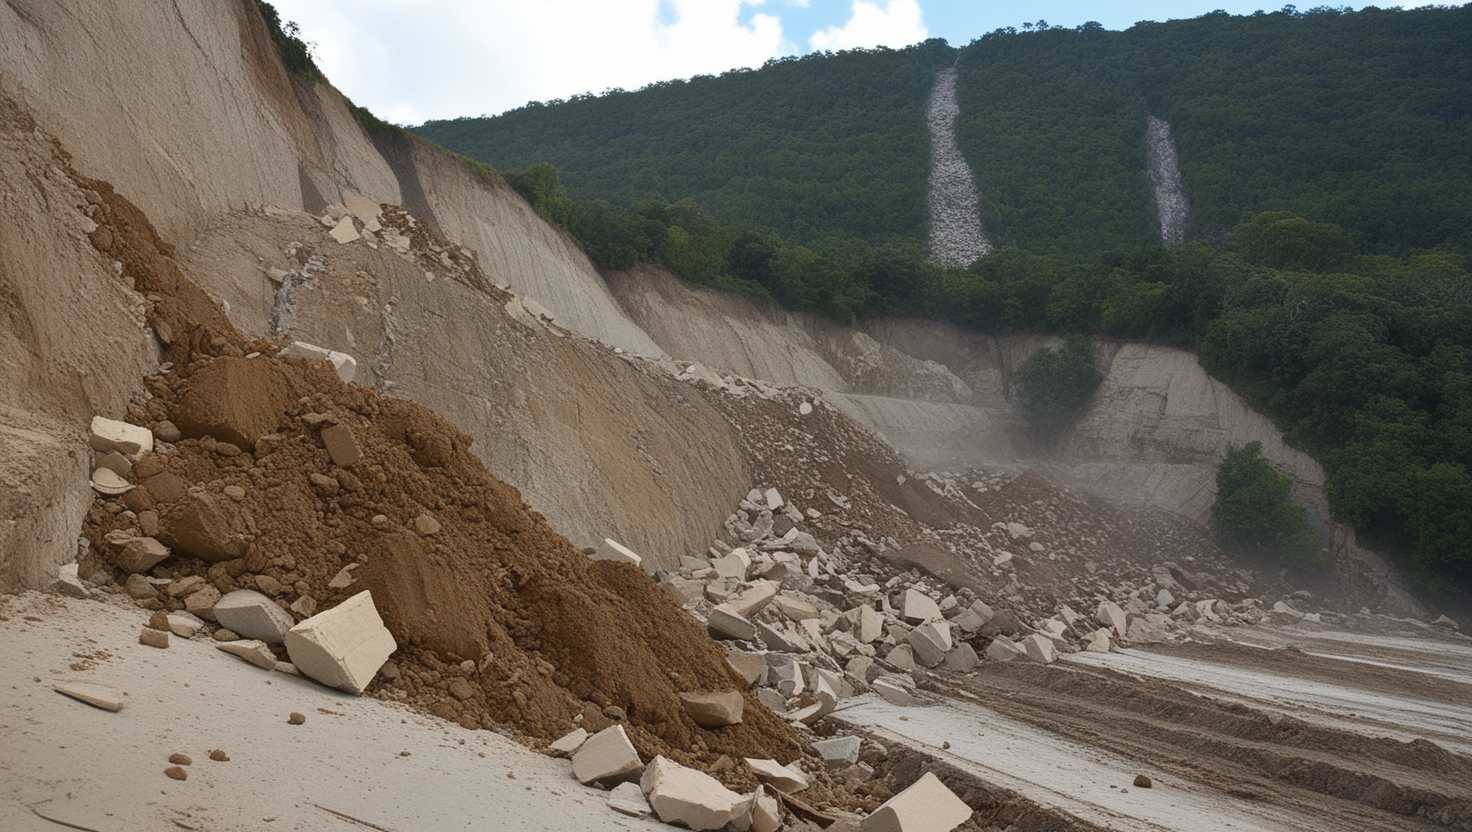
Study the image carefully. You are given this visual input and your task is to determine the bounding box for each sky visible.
[267,0,1444,125]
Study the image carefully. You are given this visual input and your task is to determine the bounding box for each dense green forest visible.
[416,40,955,247]
[408,6,1472,594]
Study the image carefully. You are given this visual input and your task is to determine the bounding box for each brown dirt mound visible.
[76,175,799,771]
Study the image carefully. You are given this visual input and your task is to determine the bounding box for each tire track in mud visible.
[925,654,1472,831]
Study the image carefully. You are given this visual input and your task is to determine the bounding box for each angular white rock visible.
[859,772,972,832]
[745,757,810,792]
[50,563,90,599]
[591,538,643,568]
[54,683,127,711]
[906,620,953,668]
[707,604,757,641]
[1019,633,1057,665]
[763,488,784,511]
[216,639,278,670]
[283,591,396,694]
[726,580,779,617]
[641,755,746,831]
[901,589,942,623]
[329,215,360,244]
[984,636,1022,662]
[548,727,589,756]
[213,589,295,644]
[90,416,153,458]
[279,341,357,384]
[608,781,652,817]
[1096,601,1128,641]
[812,735,861,767]
[872,675,915,706]
[572,724,643,785]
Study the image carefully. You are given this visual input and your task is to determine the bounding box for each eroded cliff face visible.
[0,0,720,588]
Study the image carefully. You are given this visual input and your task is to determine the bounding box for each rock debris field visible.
[7,154,1472,832]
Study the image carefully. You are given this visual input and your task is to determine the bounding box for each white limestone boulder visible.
[90,416,153,459]
[860,771,972,832]
[283,591,396,694]
[641,755,746,831]
[279,341,357,383]
[572,724,643,785]
[213,590,295,644]
[591,537,643,568]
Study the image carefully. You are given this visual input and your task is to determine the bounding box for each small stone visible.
[124,573,157,600]
[95,450,132,477]
[329,215,360,244]
[169,753,193,766]
[414,513,441,536]
[872,675,914,706]
[217,640,277,670]
[153,420,182,443]
[327,565,359,589]
[1133,774,1153,788]
[288,712,306,725]
[90,467,134,496]
[164,766,187,781]
[113,537,171,574]
[149,611,171,630]
[309,473,340,495]
[49,564,91,599]
[213,628,240,642]
[679,692,744,728]
[165,576,206,598]
[139,627,170,649]
[449,679,477,701]
[184,586,222,620]
[290,595,317,618]
[209,749,229,762]
[274,661,301,677]
[319,424,361,467]
[223,485,246,499]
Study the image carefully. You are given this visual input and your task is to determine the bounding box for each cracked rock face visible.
[925,67,991,268]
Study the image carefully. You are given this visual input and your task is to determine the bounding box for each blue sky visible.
[267,1,1443,125]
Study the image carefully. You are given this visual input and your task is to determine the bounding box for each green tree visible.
[1010,335,1102,443]
[1212,442,1327,572]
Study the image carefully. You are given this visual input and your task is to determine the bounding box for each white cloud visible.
[269,0,791,123]
[808,0,926,52]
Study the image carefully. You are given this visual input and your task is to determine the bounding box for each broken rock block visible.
[872,675,915,706]
[591,538,642,568]
[855,604,884,643]
[90,467,134,495]
[50,564,91,599]
[319,424,361,467]
[812,735,862,768]
[711,552,749,581]
[111,537,170,574]
[217,639,277,670]
[726,580,779,618]
[902,589,942,623]
[906,620,952,668]
[1083,628,1113,653]
[745,758,809,792]
[55,683,127,711]
[1096,601,1128,641]
[662,576,704,607]
[771,594,820,622]
[608,781,652,818]
[707,604,757,641]
[1019,634,1057,665]
[726,651,767,687]
[768,655,804,698]
[679,692,744,728]
[329,215,360,244]
[859,771,972,832]
[756,688,787,713]
[743,785,782,832]
[789,673,838,725]
[941,643,979,672]
[641,755,746,831]
[283,590,397,694]
[548,728,588,757]
[90,416,153,459]
[572,724,643,786]
[166,612,204,638]
[984,636,1022,663]
[184,586,222,621]
[280,341,358,384]
[213,590,295,644]
[343,193,381,222]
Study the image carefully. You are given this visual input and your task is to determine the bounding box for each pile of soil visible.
[76,172,799,772]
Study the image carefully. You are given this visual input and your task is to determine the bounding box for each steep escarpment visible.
[0,0,714,588]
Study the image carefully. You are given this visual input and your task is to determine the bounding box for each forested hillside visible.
[416,40,955,247]
[409,6,1472,595]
